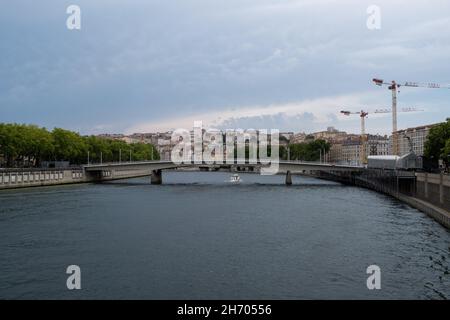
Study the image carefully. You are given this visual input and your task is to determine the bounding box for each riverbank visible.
[313,170,450,230]
[360,173,450,229]
[0,167,152,190]
[394,193,450,229]
[394,172,450,229]
[0,168,85,190]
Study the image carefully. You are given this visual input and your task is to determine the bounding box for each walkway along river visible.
[0,172,449,299]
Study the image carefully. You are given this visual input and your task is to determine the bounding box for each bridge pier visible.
[151,169,162,185]
[285,170,292,185]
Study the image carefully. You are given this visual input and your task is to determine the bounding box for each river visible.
[0,171,449,299]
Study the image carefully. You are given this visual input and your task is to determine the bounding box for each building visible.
[329,134,390,165]
[367,134,390,157]
[313,126,348,142]
[341,140,363,166]
[329,143,343,163]
[395,123,439,156]
[120,136,140,144]
[96,133,125,140]
[290,132,307,143]
[328,133,359,164]
[280,132,294,141]
[94,123,429,165]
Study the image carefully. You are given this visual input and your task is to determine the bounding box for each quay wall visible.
[0,167,152,190]
[415,172,450,212]
[314,170,450,229]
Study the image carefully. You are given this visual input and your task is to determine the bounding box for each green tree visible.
[130,142,159,161]
[84,135,112,163]
[0,122,160,167]
[0,123,19,166]
[288,139,330,161]
[52,128,88,164]
[26,125,54,166]
[0,123,53,167]
[440,138,450,167]
[424,119,450,165]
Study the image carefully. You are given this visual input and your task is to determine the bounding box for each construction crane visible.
[340,108,421,164]
[372,78,450,155]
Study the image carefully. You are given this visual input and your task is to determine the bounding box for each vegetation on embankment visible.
[424,118,450,167]
[0,123,159,167]
[280,139,331,161]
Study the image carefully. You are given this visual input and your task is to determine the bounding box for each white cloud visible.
[125,91,387,134]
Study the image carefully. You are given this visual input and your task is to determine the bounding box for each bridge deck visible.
[83,160,364,172]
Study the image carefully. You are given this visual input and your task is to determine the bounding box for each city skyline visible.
[1,0,449,136]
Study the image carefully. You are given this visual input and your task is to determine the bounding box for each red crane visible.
[372,78,449,155]
[340,108,421,164]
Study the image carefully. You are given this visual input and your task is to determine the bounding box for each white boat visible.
[228,174,242,183]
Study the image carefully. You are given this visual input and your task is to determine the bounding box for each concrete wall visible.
[396,193,450,229]
[416,173,450,212]
[0,169,85,189]
[92,168,152,181]
[0,167,152,190]
[314,169,450,229]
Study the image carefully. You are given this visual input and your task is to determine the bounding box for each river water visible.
[0,172,449,299]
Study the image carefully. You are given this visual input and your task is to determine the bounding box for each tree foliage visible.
[284,139,331,161]
[424,119,450,165]
[0,123,159,167]
[442,139,450,165]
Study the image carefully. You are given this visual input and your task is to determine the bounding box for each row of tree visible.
[0,123,159,167]
[424,118,450,167]
[280,139,331,161]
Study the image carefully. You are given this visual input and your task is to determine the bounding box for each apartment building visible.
[396,123,438,156]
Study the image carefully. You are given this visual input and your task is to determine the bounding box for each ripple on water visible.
[0,172,449,299]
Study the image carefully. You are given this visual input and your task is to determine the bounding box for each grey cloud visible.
[0,0,448,134]
[215,112,317,132]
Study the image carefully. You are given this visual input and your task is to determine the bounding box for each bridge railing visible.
[82,159,364,170]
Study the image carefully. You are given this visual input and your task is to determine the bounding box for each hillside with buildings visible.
[96,123,440,166]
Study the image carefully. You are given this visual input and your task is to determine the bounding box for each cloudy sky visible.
[1,0,449,135]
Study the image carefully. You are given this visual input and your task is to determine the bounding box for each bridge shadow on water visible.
[99,171,342,188]
[99,180,345,189]
[100,181,344,187]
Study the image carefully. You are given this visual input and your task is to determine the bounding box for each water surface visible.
[0,172,449,299]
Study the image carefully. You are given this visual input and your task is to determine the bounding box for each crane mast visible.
[373,78,448,155]
[340,110,369,165]
[390,81,398,155]
[340,108,420,165]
